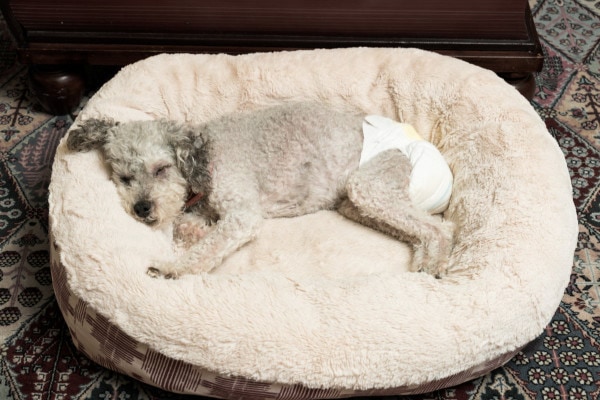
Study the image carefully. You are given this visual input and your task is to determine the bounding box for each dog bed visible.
[49,48,577,398]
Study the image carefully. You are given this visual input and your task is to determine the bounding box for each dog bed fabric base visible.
[49,48,577,398]
[50,258,523,397]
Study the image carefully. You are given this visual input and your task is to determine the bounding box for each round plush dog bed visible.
[49,48,577,398]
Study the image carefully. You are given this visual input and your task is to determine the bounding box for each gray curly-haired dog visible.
[67,103,453,278]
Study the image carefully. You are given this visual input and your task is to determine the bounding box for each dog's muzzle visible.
[134,200,153,219]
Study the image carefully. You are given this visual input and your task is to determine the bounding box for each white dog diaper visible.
[360,115,453,214]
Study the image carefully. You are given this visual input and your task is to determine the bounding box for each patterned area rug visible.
[1,0,599,398]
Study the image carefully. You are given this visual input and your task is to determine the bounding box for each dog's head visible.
[67,118,211,228]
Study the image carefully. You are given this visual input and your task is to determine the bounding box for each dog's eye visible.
[155,164,171,178]
[119,176,133,186]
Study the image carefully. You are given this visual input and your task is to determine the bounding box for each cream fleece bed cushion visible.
[49,48,577,398]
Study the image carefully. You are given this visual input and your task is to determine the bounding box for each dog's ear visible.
[167,121,211,194]
[66,118,117,152]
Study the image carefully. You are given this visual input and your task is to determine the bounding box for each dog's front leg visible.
[148,209,263,278]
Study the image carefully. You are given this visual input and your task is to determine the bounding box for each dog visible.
[67,103,453,278]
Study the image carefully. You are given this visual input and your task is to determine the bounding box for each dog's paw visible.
[411,221,454,278]
[147,256,218,278]
[411,248,445,278]
[173,214,212,248]
[147,265,180,280]
[410,245,433,275]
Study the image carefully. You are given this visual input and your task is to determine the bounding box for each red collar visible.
[185,162,213,210]
[185,192,204,209]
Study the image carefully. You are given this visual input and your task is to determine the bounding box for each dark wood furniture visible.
[1,0,543,114]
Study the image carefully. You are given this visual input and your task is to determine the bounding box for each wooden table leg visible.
[498,72,537,100]
[28,65,86,115]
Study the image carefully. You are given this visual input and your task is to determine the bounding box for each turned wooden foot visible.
[498,72,536,100]
[28,65,86,115]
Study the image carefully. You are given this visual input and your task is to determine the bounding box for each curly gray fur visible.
[67,102,453,278]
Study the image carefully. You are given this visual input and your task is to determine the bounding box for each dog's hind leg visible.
[338,149,454,277]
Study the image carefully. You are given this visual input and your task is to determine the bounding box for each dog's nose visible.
[134,200,153,218]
